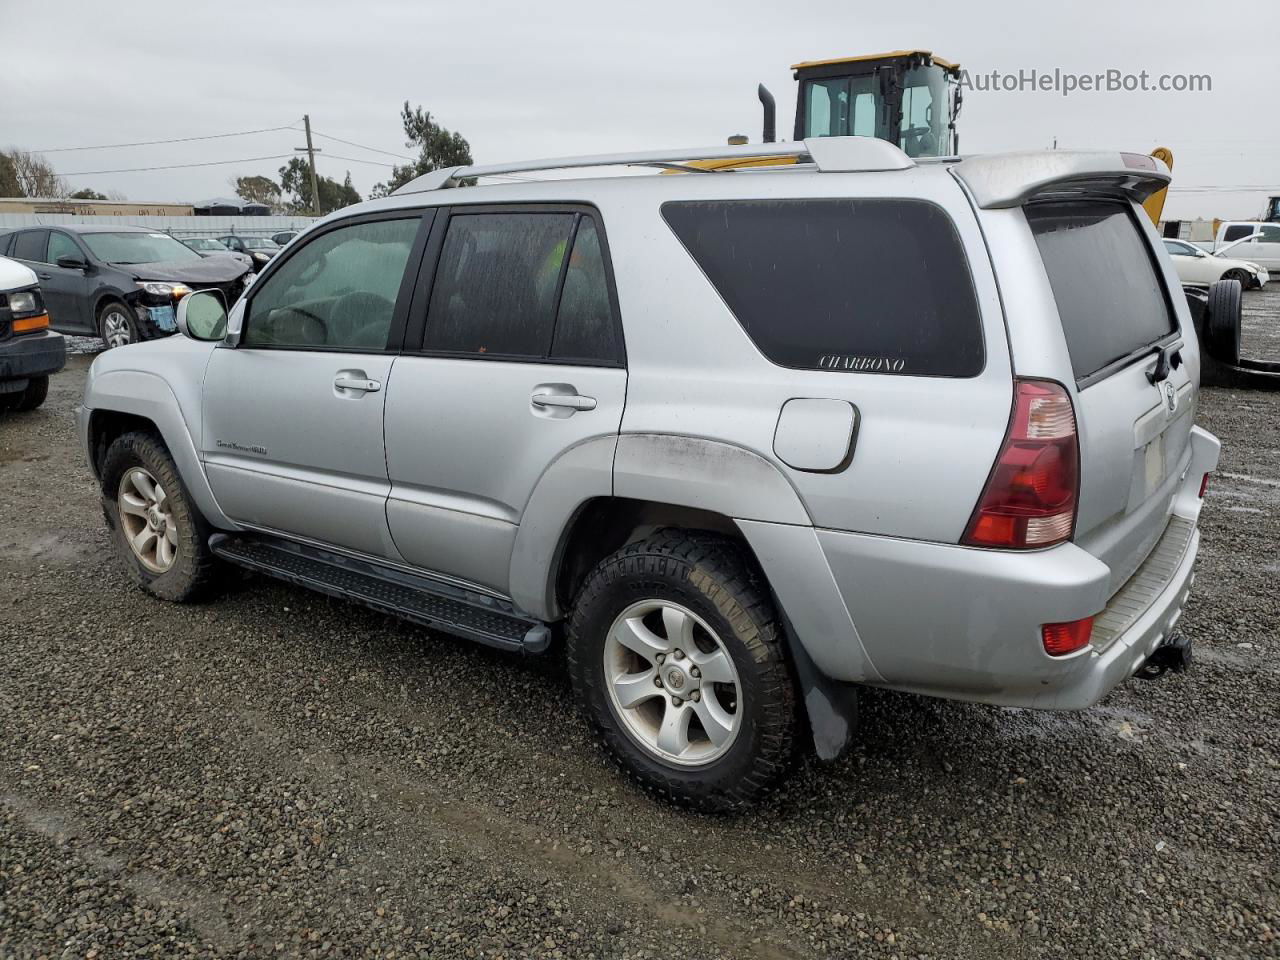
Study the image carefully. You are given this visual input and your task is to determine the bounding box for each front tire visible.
[11,375,49,412]
[1223,268,1251,289]
[100,431,221,602]
[98,302,139,349]
[567,532,798,811]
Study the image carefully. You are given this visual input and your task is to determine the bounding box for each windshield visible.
[82,231,202,264]
[242,237,279,250]
[802,64,954,158]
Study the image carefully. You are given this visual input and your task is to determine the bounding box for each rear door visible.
[383,205,627,595]
[1027,200,1194,592]
[202,211,430,559]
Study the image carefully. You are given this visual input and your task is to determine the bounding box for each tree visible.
[2,149,67,198]
[69,188,109,201]
[0,153,19,196]
[371,103,472,197]
[232,174,283,210]
[277,158,361,215]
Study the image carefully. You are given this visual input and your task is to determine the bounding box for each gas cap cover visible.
[773,398,858,472]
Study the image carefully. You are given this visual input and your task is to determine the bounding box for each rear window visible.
[661,198,984,377]
[1027,201,1176,382]
[1222,224,1254,243]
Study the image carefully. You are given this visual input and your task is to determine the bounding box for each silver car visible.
[78,138,1220,810]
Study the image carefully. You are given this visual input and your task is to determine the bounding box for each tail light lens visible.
[962,379,1079,549]
[1198,473,1209,498]
[1041,616,1094,656]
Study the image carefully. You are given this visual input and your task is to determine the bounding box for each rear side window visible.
[424,210,621,364]
[13,230,47,263]
[661,199,984,377]
[1222,224,1254,243]
[1027,201,1176,382]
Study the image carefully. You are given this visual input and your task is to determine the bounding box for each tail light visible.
[962,379,1079,549]
[1041,616,1094,656]
[1198,473,1209,498]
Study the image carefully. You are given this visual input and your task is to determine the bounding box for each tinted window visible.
[245,217,419,350]
[424,212,575,357]
[47,232,81,263]
[551,218,620,363]
[13,230,48,263]
[0,233,12,256]
[1223,225,1254,243]
[1027,201,1176,382]
[1259,225,1280,243]
[662,199,983,377]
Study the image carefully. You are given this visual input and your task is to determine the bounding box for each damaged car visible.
[0,224,254,349]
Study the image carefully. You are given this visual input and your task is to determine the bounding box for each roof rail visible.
[392,136,915,194]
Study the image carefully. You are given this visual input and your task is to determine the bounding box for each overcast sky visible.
[2,0,1271,220]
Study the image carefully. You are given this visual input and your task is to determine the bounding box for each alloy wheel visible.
[102,309,134,349]
[603,599,743,765]
[117,467,178,573]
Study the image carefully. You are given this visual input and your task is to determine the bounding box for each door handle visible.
[334,375,381,393]
[532,392,596,411]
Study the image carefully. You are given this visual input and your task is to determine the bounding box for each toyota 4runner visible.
[79,138,1221,810]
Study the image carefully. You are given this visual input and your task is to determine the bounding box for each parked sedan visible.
[218,235,280,268]
[1162,238,1268,289]
[0,225,253,348]
[180,236,254,270]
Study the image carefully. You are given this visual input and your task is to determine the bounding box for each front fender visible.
[83,368,236,530]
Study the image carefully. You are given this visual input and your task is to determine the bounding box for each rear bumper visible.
[766,425,1221,710]
[0,331,66,386]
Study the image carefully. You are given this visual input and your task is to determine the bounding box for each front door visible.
[1246,225,1280,270]
[40,230,93,332]
[201,212,429,559]
[384,207,627,595]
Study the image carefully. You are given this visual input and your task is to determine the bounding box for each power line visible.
[59,154,294,176]
[310,129,414,161]
[32,123,303,154]
[315,152,397,168]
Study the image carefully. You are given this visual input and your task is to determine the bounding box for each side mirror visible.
[56,254,88,270]
[175,290,228,342]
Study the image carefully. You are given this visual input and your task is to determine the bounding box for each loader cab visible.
[793,51,961,158]
[1265,195,1280,222]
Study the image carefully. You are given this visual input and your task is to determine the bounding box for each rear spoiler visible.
[952,151,1171,209]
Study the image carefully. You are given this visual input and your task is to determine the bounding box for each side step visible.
[209,534,551,654]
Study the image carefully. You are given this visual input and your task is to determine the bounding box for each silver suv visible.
[80,138,1221,810]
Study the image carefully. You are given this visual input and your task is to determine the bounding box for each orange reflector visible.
[12,312,49,333]
[1041,616,1095,657]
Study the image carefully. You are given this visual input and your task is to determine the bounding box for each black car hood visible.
[128,258,251,283]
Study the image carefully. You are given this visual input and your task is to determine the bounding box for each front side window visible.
[47,232,81,263]
[244,217,419,350]
[662,198,984,377]
[1259,225,1280,243]
[1162,239,1194,256]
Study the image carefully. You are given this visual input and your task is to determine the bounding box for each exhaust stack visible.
[758,84,776,143]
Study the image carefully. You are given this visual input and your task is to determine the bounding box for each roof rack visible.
[392,136,915,195]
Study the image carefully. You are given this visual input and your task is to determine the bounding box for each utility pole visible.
[295,115,322,216]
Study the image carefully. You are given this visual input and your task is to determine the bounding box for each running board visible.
[208,534,551,654]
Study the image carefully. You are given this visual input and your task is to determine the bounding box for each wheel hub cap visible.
[118,467,178,573]
[603,599,742,766]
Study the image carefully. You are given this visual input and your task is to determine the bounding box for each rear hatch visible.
[1025,199,1194,593]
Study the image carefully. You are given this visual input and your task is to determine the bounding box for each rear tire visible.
[11,375,49,412]
[100,431,222,602]
[567,531,798,812]
[1205,277,1242,365]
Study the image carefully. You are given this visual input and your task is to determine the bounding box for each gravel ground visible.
[1242,284,1280,360]
[1,313,1278,959]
